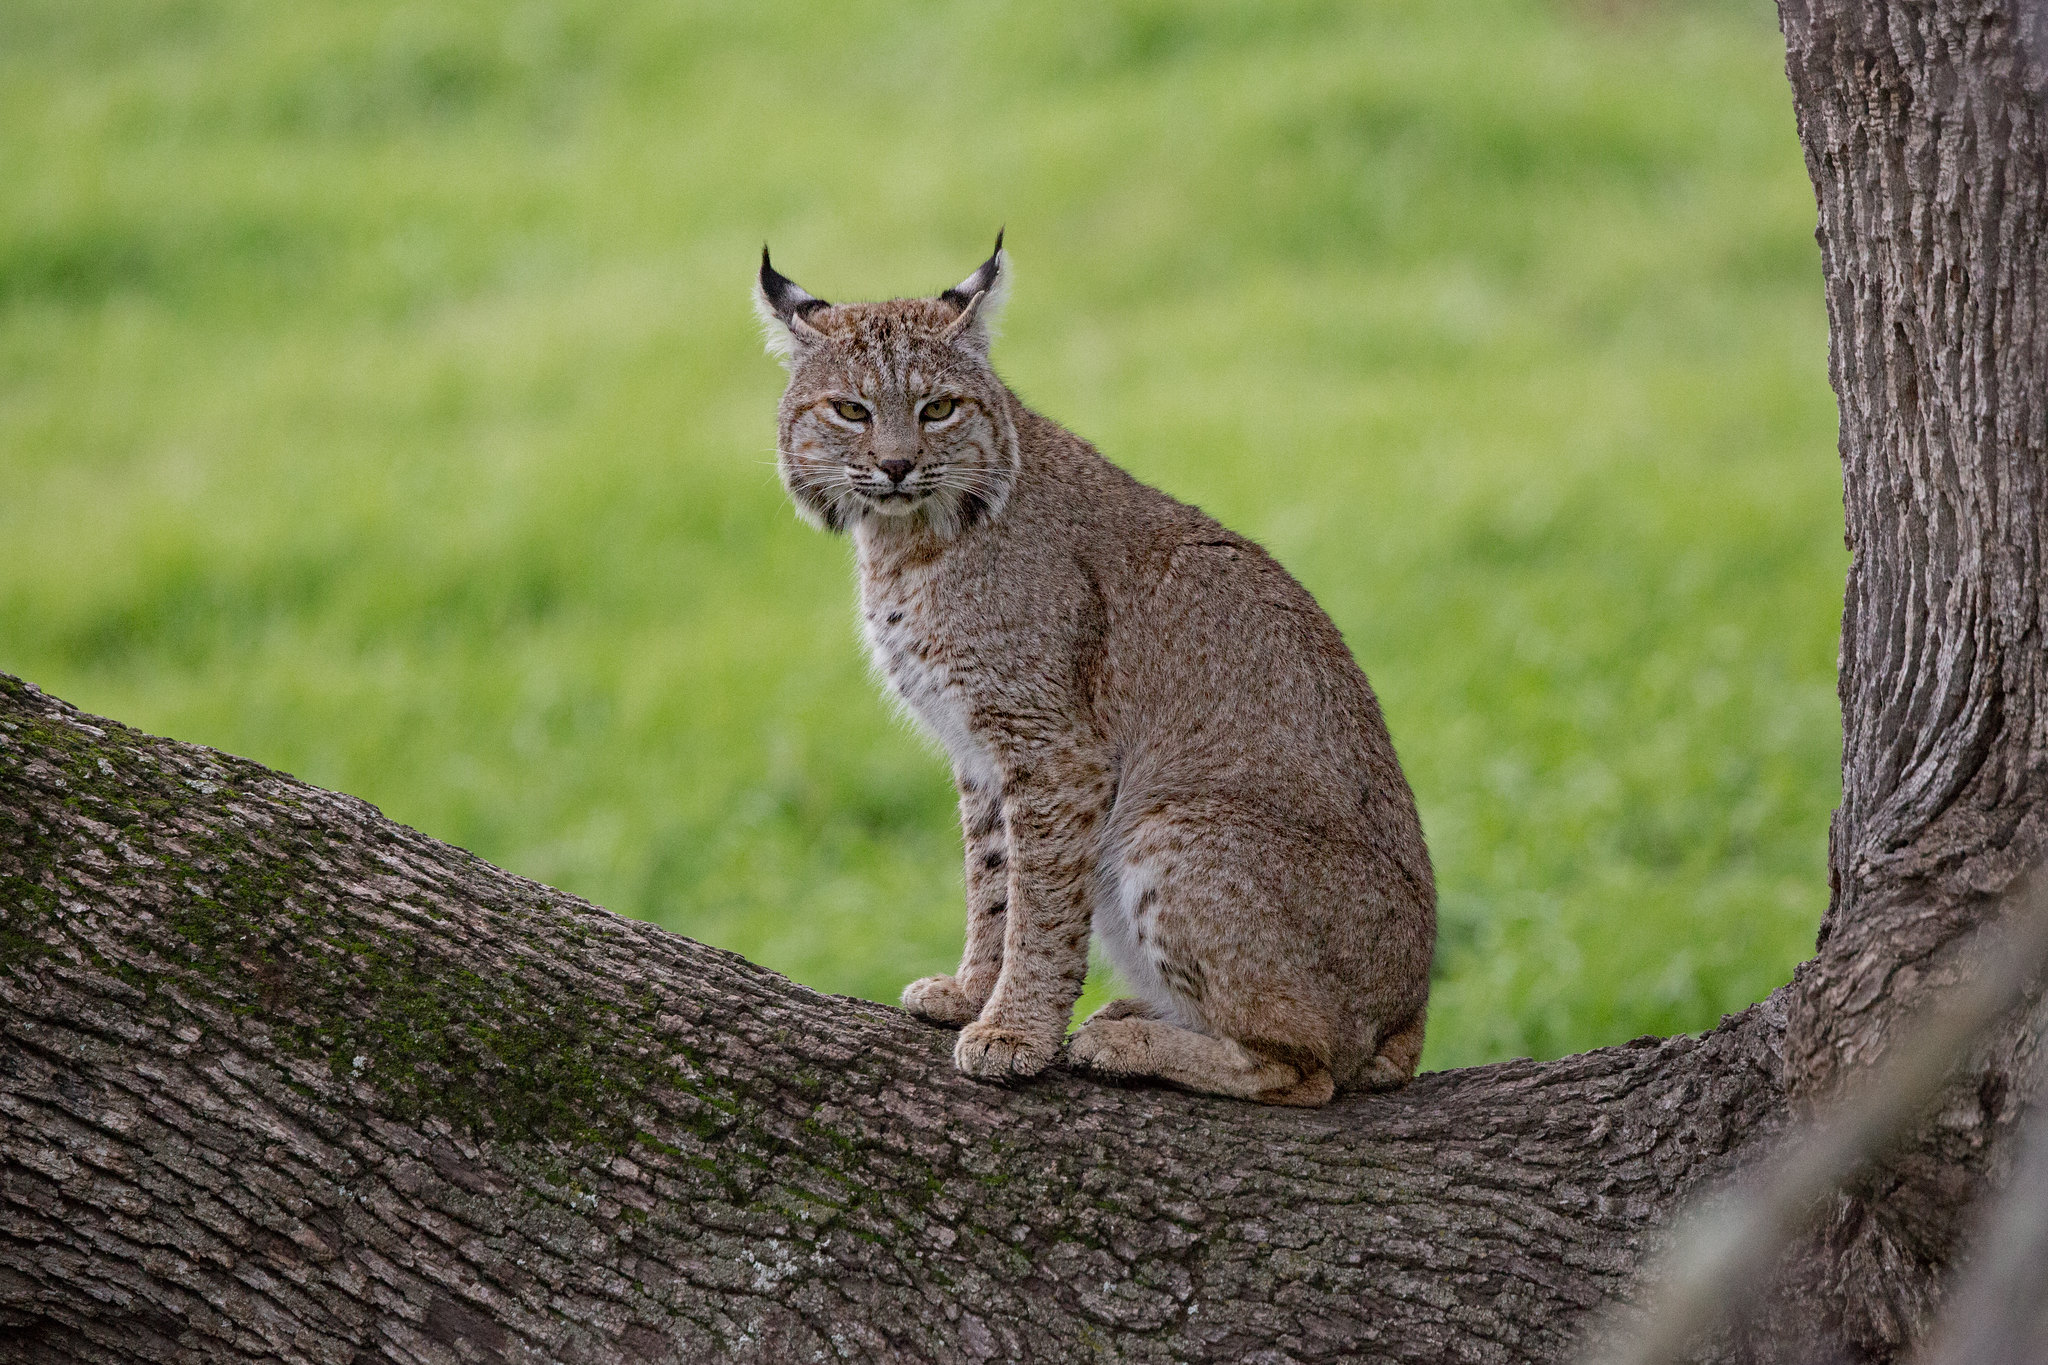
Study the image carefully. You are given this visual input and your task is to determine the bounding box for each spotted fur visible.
[756,237,1436,1105]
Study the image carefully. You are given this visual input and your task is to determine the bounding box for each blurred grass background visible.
[0,0,1842,1070]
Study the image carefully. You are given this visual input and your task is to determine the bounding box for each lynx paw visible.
[954,1020,1060,1082]
[1354,1054,1414,1092]
[901,975,982,1027]
[1068,1017,1150,1077]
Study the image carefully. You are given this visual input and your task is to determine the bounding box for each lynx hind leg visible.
[1082,997,1163,1026]
[1069,1016,1335,1107]
[1353,1008,1426,1092]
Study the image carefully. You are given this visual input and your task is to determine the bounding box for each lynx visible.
[755,236,1435,1106]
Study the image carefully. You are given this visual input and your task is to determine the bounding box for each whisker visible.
[928,475,1009,496]
[922,464,1004,484]
[783,466,851,490]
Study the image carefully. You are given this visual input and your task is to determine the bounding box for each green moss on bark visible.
[0,675,728,1154]
[2,675,948,1253]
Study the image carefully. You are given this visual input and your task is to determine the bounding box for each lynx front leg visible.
[955,749,1112,1082]
[901,772,1009,1027]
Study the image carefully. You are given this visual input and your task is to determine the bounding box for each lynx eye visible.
[831,399,871,423]
[919,397,957,423]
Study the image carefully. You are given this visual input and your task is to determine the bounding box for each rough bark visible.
[2,1,2047,1360]
[1773,0,2048,1355]
[0,674,1786,1364]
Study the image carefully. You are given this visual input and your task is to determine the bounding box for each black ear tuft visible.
[937,231,1010,347]
[758,246,828,323]
[755,247,830,360]
[940,230,1005,311]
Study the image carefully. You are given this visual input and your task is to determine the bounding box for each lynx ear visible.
[939,230,1009,350]
[754,247,829,362]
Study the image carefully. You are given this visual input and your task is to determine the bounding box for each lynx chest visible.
[858,576,998,788]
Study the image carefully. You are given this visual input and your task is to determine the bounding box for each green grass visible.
[0,0,1842,1070]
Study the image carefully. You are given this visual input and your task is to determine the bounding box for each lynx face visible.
[755,237,1021,538]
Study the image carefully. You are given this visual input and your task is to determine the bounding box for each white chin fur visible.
[847,492,966,538]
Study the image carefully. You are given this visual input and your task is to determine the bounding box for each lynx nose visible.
[878,458,914,485]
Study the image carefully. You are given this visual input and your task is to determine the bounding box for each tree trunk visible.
[1773,0,2048,1355]
[2,2,2045,1360]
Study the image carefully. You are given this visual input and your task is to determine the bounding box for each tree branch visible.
[0,674,1789,1363]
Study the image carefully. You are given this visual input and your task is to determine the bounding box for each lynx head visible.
[755,234,1021,538]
